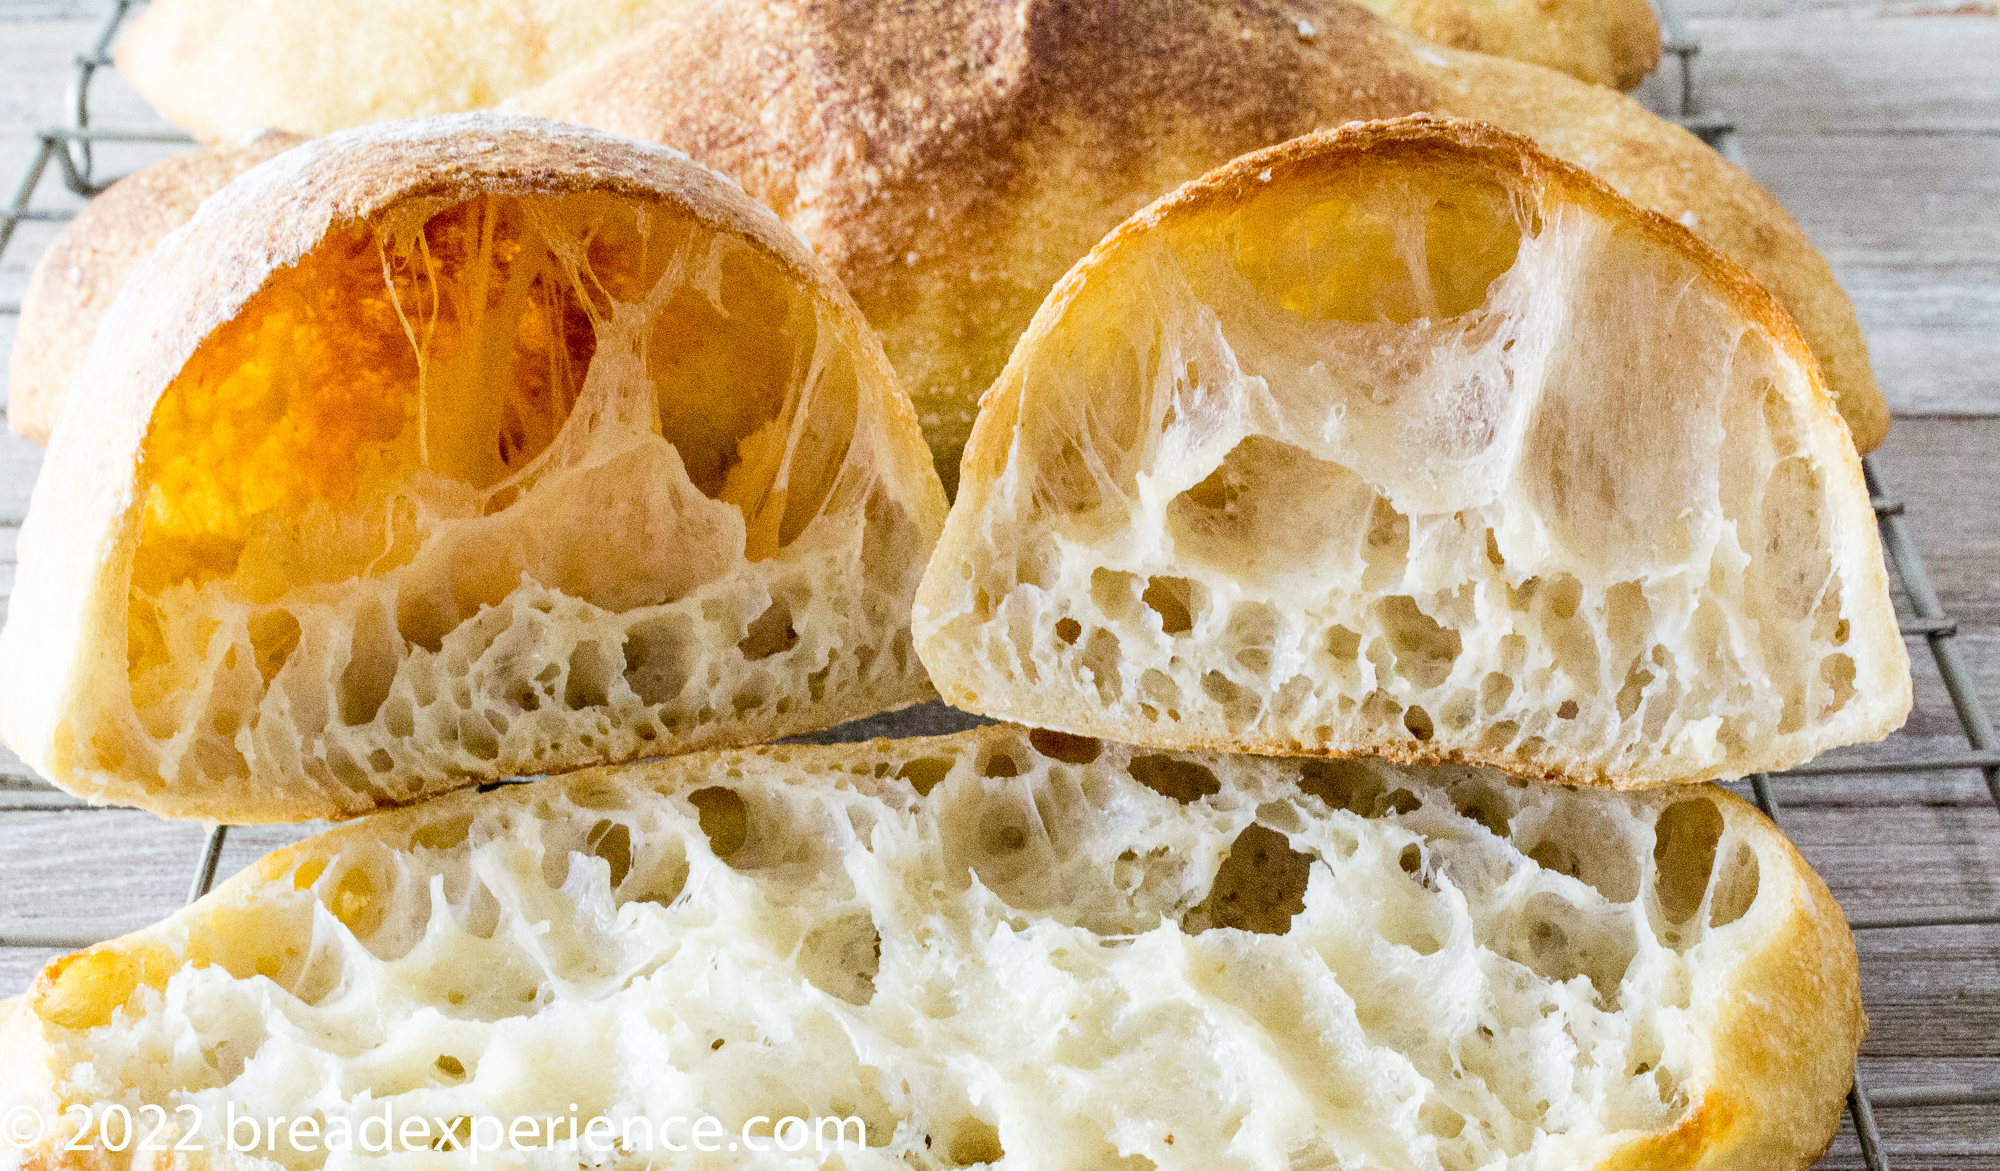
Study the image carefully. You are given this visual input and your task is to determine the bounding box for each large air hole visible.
[1297,758,1384,816]
[135,196,607,599]
[122,185,864,777]
[1028,728,1101,764]
[1185,824,1312,935]
[1165,437,1380,585]
[1229,167,1523,323]
[1652,799,1724,923]
[1512,892,1635,1003]
[622,615,694,706]
[795,911,882,1006]
[1128,755,1220,803]
[1523,804,1640,903]
[896,757,956,796]
[1141,576,1203,636]
[945,1118,1004,1167]
[584,819,632,888]
[689,787,749,860]
[1708,841,1761,928]
[248,609,301,685]
[651,246,852,559]
[1374,596,1462,690]
[739,598,799,660]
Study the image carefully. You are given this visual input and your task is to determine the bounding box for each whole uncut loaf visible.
[509,0,1888,496]
[917,118,1909,787]
[1351,0,1661,91]
[1,726,1861,1171]
[110,0,1652,146]
[113,0,684,142]
[0,113,947,823]
[6,131,305,444]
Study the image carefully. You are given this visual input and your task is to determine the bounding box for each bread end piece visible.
[919,117,1909,787]
[0,113,946,823]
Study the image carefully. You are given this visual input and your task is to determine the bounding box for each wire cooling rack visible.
[0,3,1993,1167]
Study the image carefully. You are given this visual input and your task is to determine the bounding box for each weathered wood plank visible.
[1636,16,2000,418]
[1872,417,2000,625]
[1674,15,2000,135]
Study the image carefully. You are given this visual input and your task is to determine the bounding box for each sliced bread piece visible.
[917,118,1908,787]
[0,113,947,823]
[7,130,306,444]
[509,0,1886,497]
[3,725,1860,1171]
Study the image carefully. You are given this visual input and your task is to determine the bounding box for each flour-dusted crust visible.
[0,113,947,824]
[0,726,1861,1171]
[509,0,1886,497]
[917,118,1908,788]
[7,131,306,445]
[112,0,681,142]
[1353,0,1662,91]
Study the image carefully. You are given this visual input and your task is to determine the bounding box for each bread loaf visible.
[3,725,1861,1170]
[917,119,1909,788]
[112,0,681,142]
[509,0,1888,496]
[6,131,306,444]
[0,114,947,823]
[1351,0,1661,91]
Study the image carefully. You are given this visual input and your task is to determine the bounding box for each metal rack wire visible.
[0,3,1993,1167]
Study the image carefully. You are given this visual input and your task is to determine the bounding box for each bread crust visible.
[7,132,305,445]
[0,726,1863,1171]
[0,113,947,823]
[921,116,1909,787]
[1353,0,1662,91]
[509,0,1886,498]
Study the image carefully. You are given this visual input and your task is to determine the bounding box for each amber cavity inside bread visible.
[121,190,925,815]
[919,124,1907,787]
[17,728,1855,1170]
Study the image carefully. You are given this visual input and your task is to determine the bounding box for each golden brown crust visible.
[511,0,1885,498]
[1353,0,1662,91]
[7,132,305,445]
[0,112,947,824]
[1605,789,1864,1171]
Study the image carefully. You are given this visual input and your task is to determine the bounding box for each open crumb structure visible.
[918,119,1908,787]
[0,115,947,823]
[3,725,1861,1171]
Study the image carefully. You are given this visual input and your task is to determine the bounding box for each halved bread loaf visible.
[917,119,1908,787]
[113,0,681,142]
[3,726,1861,1171]
[510,0,1886,496]
[7,131,306,444]
[1352,0,1661,91]
[0,113,947,823]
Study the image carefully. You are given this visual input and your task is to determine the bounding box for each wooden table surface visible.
[0,4,1994,1168]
